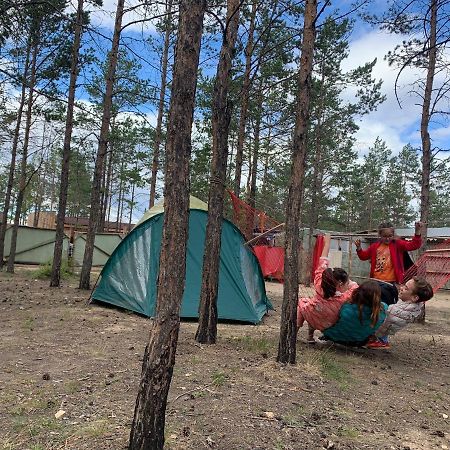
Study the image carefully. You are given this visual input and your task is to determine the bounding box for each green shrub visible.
[33,259,73,279]
[211,370,228,386]
[319,353,352,390]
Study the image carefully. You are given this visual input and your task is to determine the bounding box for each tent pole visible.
[348,236,353,278]
[244,222,285,246]
[86,273,101,305]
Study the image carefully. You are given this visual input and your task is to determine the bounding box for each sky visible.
[25,0,448,221]
[1,0,445,228]
[342,27,450,157]
[87,0,449,159]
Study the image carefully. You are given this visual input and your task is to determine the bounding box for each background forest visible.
[0,0,449,252]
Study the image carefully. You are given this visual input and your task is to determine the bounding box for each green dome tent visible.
[92,196,273,323]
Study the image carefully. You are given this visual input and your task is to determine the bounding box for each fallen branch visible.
[250,415,277,421]
[169,381,215,403]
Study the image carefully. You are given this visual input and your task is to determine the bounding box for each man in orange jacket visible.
[355,221,423,285]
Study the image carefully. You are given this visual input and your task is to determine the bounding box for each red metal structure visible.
[403,238,450,292]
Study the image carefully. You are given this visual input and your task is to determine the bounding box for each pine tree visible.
[304,17,384,239]
[128,1,206,447]
[370,0,450,247]
[5,0,74,272]
[149,0,174,208]
[278,0,318,365]
[0,36,31,269]
[195,0,241,344]
[360,137,391,230]
[50,0,87,287]
[79,0,125,289]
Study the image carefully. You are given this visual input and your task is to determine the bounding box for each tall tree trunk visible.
[102,133,115,230]
[233,0,257,196]
[128,164,137,230]
[307,125,324,250]
[34,121,48,228]
[33,170,42,228]
[7,40,39,273]
[260,124,273,202]
[99,116,116,232]
[79,0,124,289]
[420,0,437,251]
[49,169,56,211]
[249,89,263,209]
[226,131,235,181]
[119,186,125,227]
[149,0,173,209]
[307,70,325,251]
[102,142,114,231]
[0,38,30,269]
[50,0,84,287]
[128,1,206,447]
[33,201,40,227]
[246,145,252,197]
[106,192,112,228]
[116,160,124,231]
[261,136,270,198]
[277,0,317,364]
[195,0,240,345]
[33,143,43,229]
[99,153,108,232]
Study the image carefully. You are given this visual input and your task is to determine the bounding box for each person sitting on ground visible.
[355,221,423,285]
[321,280,387,347]
[367,277,434,349]
[297,234,358,343]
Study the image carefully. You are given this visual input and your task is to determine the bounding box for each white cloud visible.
[433,125,450,140]
[87,0,158,34]
[342,28,428,155]
[353,119,408,156]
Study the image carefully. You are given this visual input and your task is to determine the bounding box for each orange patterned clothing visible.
[356,235,422,283]
[297,257,358,331]
[373,243,396,282]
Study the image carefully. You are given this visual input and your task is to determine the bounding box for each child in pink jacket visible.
[297,234,358,343]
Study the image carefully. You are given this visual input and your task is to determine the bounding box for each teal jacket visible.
[322,302,387,344]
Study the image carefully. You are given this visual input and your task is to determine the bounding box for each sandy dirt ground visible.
[0,270,449,450]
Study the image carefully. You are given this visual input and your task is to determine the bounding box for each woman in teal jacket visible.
[322,281,387,347]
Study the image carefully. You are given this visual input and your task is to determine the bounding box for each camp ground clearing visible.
[0,271,449,450]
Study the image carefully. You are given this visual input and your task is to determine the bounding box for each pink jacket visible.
[297,257,358,331]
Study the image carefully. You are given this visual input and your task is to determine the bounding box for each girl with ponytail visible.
[322,280,387,347]
[297,234,358,343]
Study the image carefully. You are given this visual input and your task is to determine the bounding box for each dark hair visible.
[378,222,394,232]
[350,280,382,326]
[412,276,434,302]
[321,267,349,299]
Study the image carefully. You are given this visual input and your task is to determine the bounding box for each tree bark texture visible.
[116,158,125,230]
[419,0,437,251]
[100,116,116,231]
[79,0,124,289]
[249,89,263,210]
[195,0,241,345]
[0,38,30,269]
[149,0,173,209]
[277,0,317,365]
[50,0,84,287]
[102,138,114,228]
[307,63,327,252]
[98,151,108,232]
[233,0,257,197]
[7,41,38,273]
[128,1,206,448]
[128,164,136,230]
[307,97,325,252]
